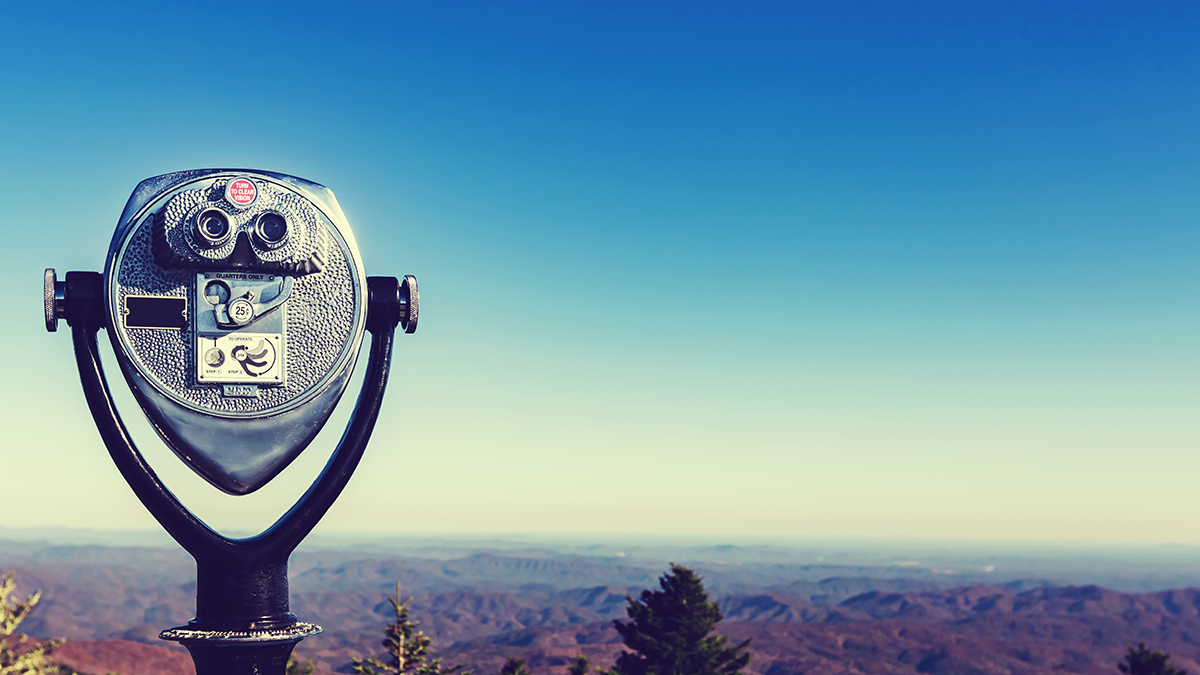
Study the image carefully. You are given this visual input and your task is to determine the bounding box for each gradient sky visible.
[0,1,1195,544]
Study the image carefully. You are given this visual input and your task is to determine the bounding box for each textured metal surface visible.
[151,178,331,273]
[107,171,364,417]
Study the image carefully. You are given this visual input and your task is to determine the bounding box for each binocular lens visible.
[254,213,288,248]
[194,209,232,247]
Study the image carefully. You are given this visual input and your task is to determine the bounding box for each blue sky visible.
[0,1,1196,543]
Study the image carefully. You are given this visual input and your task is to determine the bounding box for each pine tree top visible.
[1120,643,1188,675]
[605,563,751,675]
[351,583,471,675]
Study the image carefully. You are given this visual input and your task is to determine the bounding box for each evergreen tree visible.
[566,654,590,675]
[602,564,750,675]
[352,583,471,675]
[498,656,531,675]
[0,571,62,675]
[1119,643,1187,675]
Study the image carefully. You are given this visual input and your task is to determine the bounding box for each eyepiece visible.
[194,208,232,248]
[253,212,289,249]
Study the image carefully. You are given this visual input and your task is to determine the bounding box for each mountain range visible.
[5,540,1200,674]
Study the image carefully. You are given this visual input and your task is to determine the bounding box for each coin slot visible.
[204,280,231,305]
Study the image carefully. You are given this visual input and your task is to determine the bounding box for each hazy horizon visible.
[7,524,1200,556]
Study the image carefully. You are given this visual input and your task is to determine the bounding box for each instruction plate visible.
[197,333,284,384]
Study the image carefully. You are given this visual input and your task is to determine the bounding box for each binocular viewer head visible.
[46,169,416,495]
[43,169,418,664]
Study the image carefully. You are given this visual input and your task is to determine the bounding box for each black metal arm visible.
[67,271,401,635]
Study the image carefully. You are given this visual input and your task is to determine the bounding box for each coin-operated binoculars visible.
[43,169,418,675]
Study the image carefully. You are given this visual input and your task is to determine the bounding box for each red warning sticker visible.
[226,177,258,207]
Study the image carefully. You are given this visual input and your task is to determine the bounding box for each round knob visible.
[400,275,419,334]
[44,268,66,332]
